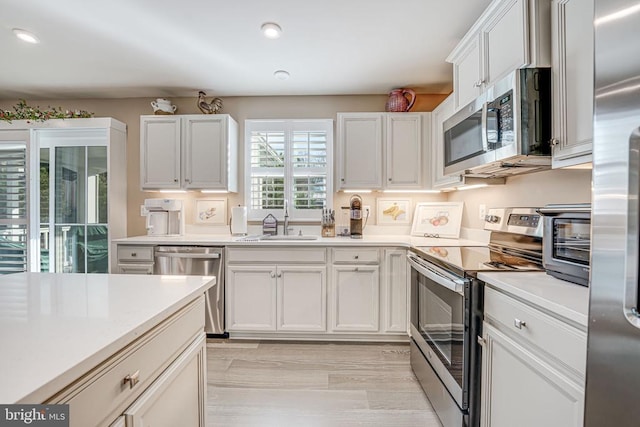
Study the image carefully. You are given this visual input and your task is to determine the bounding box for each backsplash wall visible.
[447,168,592,229]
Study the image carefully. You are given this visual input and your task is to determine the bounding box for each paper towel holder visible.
[230,205,248,236]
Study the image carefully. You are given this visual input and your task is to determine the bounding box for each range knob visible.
[485,215,500,223]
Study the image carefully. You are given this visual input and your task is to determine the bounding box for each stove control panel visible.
[483,207,543,237]
[507,213,540,228]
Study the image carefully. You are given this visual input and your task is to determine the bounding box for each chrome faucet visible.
[283,199,291,235]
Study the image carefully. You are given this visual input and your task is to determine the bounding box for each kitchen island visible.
[0,273,214,426]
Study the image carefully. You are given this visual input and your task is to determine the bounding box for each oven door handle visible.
[407,253,466,294]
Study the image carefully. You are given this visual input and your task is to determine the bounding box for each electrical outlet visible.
[479,204,486,221]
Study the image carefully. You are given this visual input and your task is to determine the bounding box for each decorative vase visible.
[385,88,416,112]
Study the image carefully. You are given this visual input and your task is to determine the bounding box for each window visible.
[245,119,333,221]
[0,139,29,274]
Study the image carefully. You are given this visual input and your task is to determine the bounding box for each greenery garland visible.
[0,99,94,123]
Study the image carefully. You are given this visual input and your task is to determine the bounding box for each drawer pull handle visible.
[514,319,527,329]
[123,370,140,389]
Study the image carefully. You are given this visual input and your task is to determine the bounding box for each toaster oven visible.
[537,204,591,286]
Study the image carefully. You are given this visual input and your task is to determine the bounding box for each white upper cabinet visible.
[452,36,483,110]
[448,0,551,111]
[385,114,426,189]
[336,113,383,189]
[337,112,430,190]
[431,95,464,189]
[140,117,181,189]
[140,114,238,191]
[551,0,594,168]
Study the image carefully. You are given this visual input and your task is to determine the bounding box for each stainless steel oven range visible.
[408,207,544,427]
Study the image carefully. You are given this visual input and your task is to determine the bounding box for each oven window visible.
[444,111,484,167]
[417,272,464,387]
[553,219,590,265]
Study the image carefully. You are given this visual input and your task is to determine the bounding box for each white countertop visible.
[478,271,590,327]
[0,273,215,404]
[113,233,486,247]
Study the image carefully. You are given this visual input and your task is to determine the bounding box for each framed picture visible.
[411,202,464,238]
[376,198,411,225]
[194,199,227,225]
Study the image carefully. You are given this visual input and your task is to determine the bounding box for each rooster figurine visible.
[197,91,223,114]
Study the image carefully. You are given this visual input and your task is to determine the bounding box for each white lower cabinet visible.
[226,264,326,332]
[278,266,326,331]
[331,265,380,332]
[123,334,206,427]
[382,249,408,333]
[226,248,327,333]
[225,246,407,339]
[481,286,585,427]
[226,265,278,331]
[481,324,583,427]
[47,296,207,427]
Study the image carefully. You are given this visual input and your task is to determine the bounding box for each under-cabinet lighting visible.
[383,190,441,194]
[455,184,489,191]
[342,190,372,193]
[158,190,187,193]
[13,28,39,44]
[201,190,229,194]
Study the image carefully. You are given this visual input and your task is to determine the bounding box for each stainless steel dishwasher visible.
[154,246,225,337]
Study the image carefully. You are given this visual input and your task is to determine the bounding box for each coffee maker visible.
[349,194,363,239]
[144,199,184,236]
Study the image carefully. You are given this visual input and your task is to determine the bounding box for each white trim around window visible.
[244,119,333,222]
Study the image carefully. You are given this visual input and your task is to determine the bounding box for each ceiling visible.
[0,0,491,99]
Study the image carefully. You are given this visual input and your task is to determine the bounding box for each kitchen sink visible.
[260,235,319,241]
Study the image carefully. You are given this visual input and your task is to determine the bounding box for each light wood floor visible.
[206,340,442,427]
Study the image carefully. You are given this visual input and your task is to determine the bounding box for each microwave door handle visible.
[481,102,489,152]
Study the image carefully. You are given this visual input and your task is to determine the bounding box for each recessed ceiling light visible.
[261,22,282,39]
[273,70,290,80]
[12,28,39,44]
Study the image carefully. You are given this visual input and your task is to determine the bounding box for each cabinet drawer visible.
[49,296,205,427]
[118,264,154,275]
[118,246,154,262]
[484,286,586,375]
[227,247,326,263]
[332,248,379,264]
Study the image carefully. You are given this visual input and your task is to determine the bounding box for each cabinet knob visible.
[514,318,527,329]
[388,178,392,181]
[341,178,345,182]
[123,370,140,389]
[551,138,560,147]
[354,255,359,259]
[131,253,137,257]
[270,272,276,278]
[277,273,282,278]
[173,178,178,183]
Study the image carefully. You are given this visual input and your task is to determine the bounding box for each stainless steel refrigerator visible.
[585,0,640,425]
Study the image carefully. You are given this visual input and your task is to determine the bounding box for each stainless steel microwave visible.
[443,68,552,178]
[537,204,591,286]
